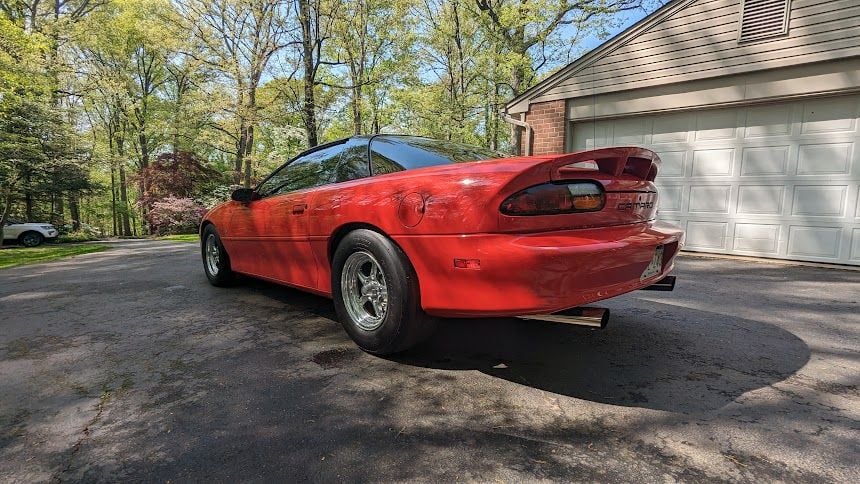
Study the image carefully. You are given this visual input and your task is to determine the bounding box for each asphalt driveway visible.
[0,240,857,482]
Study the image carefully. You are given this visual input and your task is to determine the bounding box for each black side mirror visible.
[231,188,260,203]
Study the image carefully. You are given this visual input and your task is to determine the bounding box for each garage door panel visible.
[657,150,687,177]
[692,149,734,176]
[571,93,860,265]
[652,113,691,143]
[737,186,785,215]
[851,229,860,262]
[787,226,842,259]
[733,223,780,253]
[745,104,792,138]
[791,185,847,217]
[686,221,729,250]
[689,185,732,214]
[741,145,790,176]
[612,117,649,144]
[657,185,684,212]
[797,143,852,175]
[695,109,738,140]
[801,97,858,134]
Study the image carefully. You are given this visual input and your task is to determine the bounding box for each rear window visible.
[369,136,504,171]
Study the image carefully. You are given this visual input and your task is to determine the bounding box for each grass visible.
[0,244,108,270]
[157,233,199,243]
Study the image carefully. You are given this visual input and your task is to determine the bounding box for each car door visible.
[228,142,347,288]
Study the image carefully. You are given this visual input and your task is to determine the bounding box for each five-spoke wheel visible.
[332,229,436,354]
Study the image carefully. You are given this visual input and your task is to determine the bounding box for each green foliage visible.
[0,244,108,269]
[58,231,102,243]
[1,0,656,234]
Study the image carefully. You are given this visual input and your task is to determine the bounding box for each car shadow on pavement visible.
[390,299,811,415]
[238,276,810,415]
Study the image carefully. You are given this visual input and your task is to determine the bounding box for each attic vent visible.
[738,0,791,42]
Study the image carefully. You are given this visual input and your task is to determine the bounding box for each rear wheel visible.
[332,229,436,354]
[201,225,235,286]
[19,231,44,247]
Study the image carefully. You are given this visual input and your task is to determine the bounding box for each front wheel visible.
[201,225,235,287]
[19,231,44,247]
[332,229,436,354]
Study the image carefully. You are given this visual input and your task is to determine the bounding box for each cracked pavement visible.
[0,239,858,482]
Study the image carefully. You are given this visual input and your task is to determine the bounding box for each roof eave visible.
[503,0,697,113]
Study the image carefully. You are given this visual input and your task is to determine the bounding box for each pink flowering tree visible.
[146,197,208,235]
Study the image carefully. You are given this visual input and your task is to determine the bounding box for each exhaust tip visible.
[518,307,609,329]
[641,275,676,292]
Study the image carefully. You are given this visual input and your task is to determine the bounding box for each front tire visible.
[19,231,44,247]
[332,229,436,354]
[201,225,235,287]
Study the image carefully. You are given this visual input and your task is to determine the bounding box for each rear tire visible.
[332,229,436,354]
[19,231,44,247]
[201,225,235,287]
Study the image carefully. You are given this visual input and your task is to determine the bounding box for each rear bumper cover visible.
[394,221,684,318]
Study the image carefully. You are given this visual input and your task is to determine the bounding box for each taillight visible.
[500,182,605,216]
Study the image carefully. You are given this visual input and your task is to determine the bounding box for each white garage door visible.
[572,93,860,265]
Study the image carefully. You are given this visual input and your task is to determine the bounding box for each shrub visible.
[146,197,207,235]
[58,231,102,243]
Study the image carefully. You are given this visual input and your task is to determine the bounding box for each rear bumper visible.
[394,221,684,318]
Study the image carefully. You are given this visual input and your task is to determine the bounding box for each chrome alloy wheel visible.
[205,234,220,276]
[341,251,389,331]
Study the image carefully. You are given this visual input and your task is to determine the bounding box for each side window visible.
[257,143,345,196]
[370,149,403,175]
[336,142,370,182]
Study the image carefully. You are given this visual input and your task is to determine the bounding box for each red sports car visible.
[200,135,684,354]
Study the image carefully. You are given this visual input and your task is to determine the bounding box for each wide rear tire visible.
[201,225,235,287]
[332,229,436,354]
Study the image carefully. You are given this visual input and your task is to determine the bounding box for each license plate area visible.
[640,245,664,281]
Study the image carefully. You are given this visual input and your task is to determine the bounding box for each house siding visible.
[521,0,860,108]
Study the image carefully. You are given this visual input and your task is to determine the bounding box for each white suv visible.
[2,221,59,247]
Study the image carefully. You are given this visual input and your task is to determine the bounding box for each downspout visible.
[502,112,532,156]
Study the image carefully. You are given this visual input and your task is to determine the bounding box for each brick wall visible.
[522,99,566,156]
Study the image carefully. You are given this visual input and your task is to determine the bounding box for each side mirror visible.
[231,188,260,203]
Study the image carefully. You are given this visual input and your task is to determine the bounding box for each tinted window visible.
[369,136,503,170]
[335,140,371,182]
[370,150,403,175]
[257,142,346,196]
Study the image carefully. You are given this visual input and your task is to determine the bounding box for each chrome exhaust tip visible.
[641,275,676,292]
[518,307,609,329]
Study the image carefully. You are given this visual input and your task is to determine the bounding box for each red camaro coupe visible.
[200,135,684,354]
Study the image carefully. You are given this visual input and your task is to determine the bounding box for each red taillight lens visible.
[500,182,605,216]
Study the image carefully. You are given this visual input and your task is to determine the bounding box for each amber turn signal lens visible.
[572,194,603,210]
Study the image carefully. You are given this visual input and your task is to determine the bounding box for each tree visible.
[326,0,412,135]
[178,0,292,187]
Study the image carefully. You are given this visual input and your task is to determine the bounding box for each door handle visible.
[292,203,308,214]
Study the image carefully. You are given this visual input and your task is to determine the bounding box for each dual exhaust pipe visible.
[518,275,676,329]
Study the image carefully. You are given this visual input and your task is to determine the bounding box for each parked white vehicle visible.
[2,220,59,247]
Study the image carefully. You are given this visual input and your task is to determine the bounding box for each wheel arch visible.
[328,222,391,262]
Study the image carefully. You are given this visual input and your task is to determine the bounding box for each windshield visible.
[369,135,504,171]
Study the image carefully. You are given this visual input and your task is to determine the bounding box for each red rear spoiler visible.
[549,147,661,182]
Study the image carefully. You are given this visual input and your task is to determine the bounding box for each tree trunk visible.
[55,195,64,226]
[69,194,80,231]
[0,192,12,248]
[118,164,132,237]
[352,85,362,135]
[117,136,133,237]
[299,0,319,147]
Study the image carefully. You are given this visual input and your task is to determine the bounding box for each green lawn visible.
[158,234,199,243]
[0,244,108,270]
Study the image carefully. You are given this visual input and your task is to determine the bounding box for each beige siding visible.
[529,0,860,105]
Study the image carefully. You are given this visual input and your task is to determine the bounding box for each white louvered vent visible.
[738,0,791,42]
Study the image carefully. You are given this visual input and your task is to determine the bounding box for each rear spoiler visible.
[549,147,661,182]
